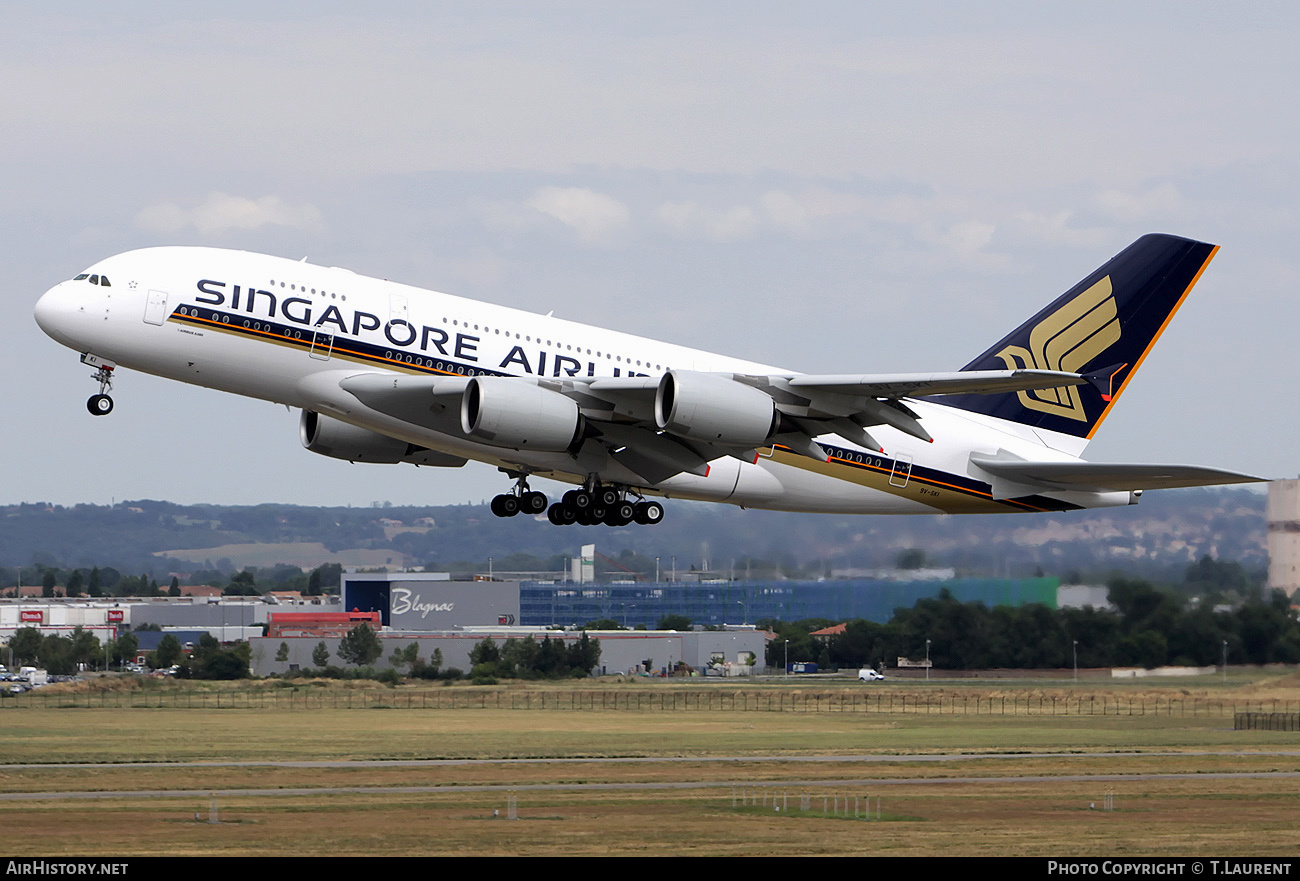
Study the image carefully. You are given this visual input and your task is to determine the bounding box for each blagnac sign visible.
[390,587,454,619]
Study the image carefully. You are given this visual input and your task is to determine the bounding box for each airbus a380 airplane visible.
[34,233,1261,526]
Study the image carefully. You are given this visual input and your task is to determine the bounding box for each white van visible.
[858,668,884,681]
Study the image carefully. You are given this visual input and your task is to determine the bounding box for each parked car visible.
[858,668,884,681]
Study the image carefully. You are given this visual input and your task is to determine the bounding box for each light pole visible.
[1073,639,1078,683]
[925,638,931,682]
[655,557,660,583]
[784,639,788,677]
[1222,639,1228,684]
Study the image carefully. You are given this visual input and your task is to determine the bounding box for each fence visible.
[1235,712,1300,730]
[3,687,1299,717]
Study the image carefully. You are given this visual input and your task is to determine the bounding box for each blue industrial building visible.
[519,577,1058,628]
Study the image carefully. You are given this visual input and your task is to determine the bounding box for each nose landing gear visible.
[81,355,116,416]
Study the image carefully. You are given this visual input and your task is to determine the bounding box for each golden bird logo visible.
[994,276,1120,421]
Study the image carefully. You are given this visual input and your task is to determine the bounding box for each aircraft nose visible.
[34,281,88,346]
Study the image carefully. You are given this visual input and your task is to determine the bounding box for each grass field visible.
[1,673,1298,856]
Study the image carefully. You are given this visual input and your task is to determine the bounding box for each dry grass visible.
[2,779,1299,856]
[3,674,1300,855]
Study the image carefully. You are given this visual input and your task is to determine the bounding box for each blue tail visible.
[939,234,1217,440]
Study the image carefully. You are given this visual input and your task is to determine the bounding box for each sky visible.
[3,2,1298,507]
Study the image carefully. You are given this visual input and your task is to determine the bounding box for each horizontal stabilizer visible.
[970,452,1264,497]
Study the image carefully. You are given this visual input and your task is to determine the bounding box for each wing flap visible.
[786,369,1085,399]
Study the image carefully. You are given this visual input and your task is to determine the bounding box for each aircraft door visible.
[889,452,913,488]
[143,290,168,326]
[310,331,334,361]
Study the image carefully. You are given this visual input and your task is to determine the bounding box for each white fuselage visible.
[34,246,1131,515]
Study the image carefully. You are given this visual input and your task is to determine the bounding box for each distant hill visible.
[0,487,1266,584]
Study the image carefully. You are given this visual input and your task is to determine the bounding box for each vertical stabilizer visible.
[939,234,1217,441]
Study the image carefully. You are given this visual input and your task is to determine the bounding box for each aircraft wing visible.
[969,452,1264,499]
[784,369,1085,399]
[321,368,1095,484]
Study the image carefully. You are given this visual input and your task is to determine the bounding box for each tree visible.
[389,642,420,672]
[42,570,56,598]
[311,641,330,668]
[181,635,250,680]
[469,637,500,667]
[224,570,259,597]
[169,576,181,597]
[657,614,692,631]
[112,631,139,668]
[337,624,382,666]
[155,634,183,668]
[565,633,601,674]
[275,641,289,662]
[68,627,100,670]
[7,627,44,665]
[39,634,74,674]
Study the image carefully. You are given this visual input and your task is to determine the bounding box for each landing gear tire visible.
[634,501,664,525]
[87,394,114,416]
[607,502,636,526]
[490,494,521,517]
[521,491,548,515]
[548,503,578,525]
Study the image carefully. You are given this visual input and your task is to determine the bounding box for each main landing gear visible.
[85,359,115,416]
[488,474,666,527]
[489,473,549,518]
[546,483,664,528]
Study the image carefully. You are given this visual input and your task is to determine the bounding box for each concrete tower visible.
[1267,479,1300,596]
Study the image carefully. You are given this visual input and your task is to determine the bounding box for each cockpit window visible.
[99,276,110,286]
[73,274,89,281]
[89,275,99,285]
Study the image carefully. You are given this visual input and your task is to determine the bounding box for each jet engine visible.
[460,376,583,451]
[655,370,779,446]
[300,411,466,467]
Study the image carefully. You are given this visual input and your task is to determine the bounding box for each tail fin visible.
[939,233,1218,441]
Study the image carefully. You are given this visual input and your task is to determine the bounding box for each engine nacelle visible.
[460,376,583,451]
[655,370,778,446]
[300,411,466,467]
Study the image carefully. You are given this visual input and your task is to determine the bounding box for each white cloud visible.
[655,200,760,242]
[135,193,323,237]
[527,187,629,245]
[1093,183,1183,222]
[1009,210,1110,248]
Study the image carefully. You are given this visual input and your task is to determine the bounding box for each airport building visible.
[252,624,762,678]
[515,576,1059,628]
[1,570,1060,677]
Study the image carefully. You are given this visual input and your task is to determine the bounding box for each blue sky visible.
[4,2,1297,505]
